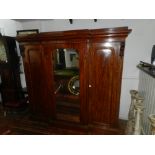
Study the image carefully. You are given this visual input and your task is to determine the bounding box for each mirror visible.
[52,48,80,122]
[54,48,79,69]
[53,48,80,95]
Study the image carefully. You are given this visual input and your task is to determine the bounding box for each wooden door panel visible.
[24,45,53,118]
[89,42,123,125]
[71,42,88,124]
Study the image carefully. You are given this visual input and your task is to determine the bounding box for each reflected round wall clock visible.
[68,75,80,95]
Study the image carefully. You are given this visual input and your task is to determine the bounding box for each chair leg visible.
[148,114,155,135]
[126,90,144,135]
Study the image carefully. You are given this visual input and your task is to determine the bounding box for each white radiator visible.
[138,70,155,134]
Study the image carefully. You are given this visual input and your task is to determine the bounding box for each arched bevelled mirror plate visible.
[53,48,80,122]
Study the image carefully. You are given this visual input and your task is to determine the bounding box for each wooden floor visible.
[0,104,127,135]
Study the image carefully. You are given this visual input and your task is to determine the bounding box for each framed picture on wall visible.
[16,29,39,36]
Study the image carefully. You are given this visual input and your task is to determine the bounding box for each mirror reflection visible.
[53,48,80,123]
[53,48,80,95]
[54,48,79,69]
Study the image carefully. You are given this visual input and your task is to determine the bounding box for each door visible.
[50,41,88,124]
[89,42,124,126]
[23,44,54,119]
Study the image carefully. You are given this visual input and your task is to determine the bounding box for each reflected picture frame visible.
[16,29,39,36]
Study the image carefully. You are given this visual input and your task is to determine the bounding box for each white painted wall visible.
[0,19,22,36]
[20,19,155,120]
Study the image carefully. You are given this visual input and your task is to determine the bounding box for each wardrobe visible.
[17,27,131,134]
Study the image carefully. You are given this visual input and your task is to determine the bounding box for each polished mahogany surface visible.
[89,42,124,126]
[17,27,131,42]
[17,27,131,134]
